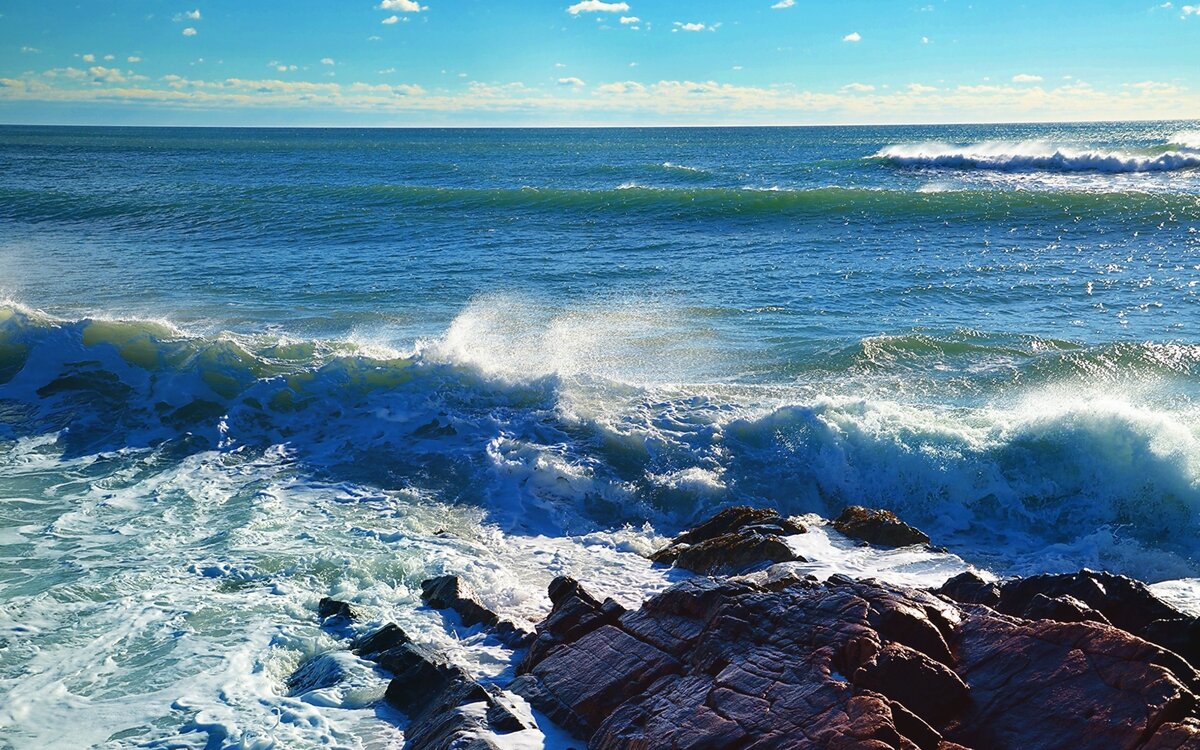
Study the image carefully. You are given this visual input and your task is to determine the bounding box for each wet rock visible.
[832,505,931,547]
[357,621,536,750]
[420,575,534,648]
[520,576,626,672]
[317,597,360,622]
[286,652,349,695]
[513,574,1200,750]
[650,505,806,575]
[936,571,1000,608]
[938,569,1200,669]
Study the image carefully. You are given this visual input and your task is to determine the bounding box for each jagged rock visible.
[519,576,626,672]
[512,574,1200,750]
[420,575,534,648]
[317,597,360,622]
[937,569,1200,669]
[936,571,1000,607]
[650,505,806,575]
[354,622,535,750]
[832,505,931,547]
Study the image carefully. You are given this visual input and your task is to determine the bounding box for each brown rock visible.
[833,505,931,547]
[650,505,806,575]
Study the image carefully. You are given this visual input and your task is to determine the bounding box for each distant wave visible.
[875,139,1200,173]
[1169,130,1200,150]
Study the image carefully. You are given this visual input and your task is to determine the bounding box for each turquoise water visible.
[1,122,1199,747]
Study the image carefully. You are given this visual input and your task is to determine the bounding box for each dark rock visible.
[1021,593,1110,625]
[353,623,411,657]
[985,569,1200,669]
[650,505,806,575]
[832,505,931,547]
[420,574,534,648]
[936,571,1001,608]
[285,652,348,695]
[317,597,360,622]
[359,621,537,749]
[520,576,625,673]
[512,574,1200,750]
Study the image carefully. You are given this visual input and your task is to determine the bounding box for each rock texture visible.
[938,568,1200,667]
[354,621,534,750]
[420,574,534,648]
[832,505,931,547]
[511,573,1200,750]
[650,505,807,575]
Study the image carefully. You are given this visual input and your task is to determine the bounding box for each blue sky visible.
[0,0,1197,125]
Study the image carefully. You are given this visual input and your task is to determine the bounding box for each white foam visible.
[876,140,1200,173]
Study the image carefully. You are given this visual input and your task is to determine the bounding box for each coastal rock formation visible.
[650,505,807,575]
[511,573,1200,749]
[832,505,932,548]
[420,574,534,648]
[353,621,534,750]
[317,596,361,623]
[938,569,1200,668]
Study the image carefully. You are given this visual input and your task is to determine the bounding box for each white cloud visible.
[557,76,585,87]
[772,0,795,7]
[321,57,335,65]
[379,0,422,10]
[619,16,640,23]
[82,53,96,62]
[1012,73,1042,83]
[841,82,875,92]
[732,65,743,70]
[907,82,937,93]
[103,54,115,61]
[921,36,930,44]
[382,15,400,24]
[674,22,706,31]
[567,1,629,14]
[127,56,141,62]
[379,67,396,74]
[1183,4,1199,14]
[187,9,200,20]
[21,46,40,54]
[842,32,861,42]
[182,27,197,36]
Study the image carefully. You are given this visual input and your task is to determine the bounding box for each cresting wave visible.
[876,135,1200,173]
[2,301,1198,581]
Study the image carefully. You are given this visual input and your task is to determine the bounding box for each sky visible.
[0,0,1197,126]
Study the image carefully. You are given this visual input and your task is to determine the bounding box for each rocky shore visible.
[303,506,1200,749]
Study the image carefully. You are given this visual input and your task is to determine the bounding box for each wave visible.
[1,300,1198,581]
[3,184,1198,232]
[875,139,1200,173]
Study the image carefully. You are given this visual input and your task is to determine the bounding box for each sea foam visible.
[876,139,1200,173]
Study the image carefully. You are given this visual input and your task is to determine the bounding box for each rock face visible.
[832,505,931,547]
[512,573,1200,750]
[650,505,807,575]
[420,575,534,648]
[938,568,1200,667]
[353,622,534,750]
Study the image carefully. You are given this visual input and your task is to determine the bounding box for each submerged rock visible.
[512,574,1200,749]
[832,505,931,548]
[650,505,806,575]
[317,597,361,623]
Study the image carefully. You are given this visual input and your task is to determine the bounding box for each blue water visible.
[1,122,1199,747]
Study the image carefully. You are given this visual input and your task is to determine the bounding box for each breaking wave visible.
[876,139,1200,173]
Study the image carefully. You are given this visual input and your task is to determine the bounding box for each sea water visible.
[1,122,1199,747]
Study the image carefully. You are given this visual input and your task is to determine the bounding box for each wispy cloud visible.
[674,21,707,32]
[1012,73,1042,82]
[182,27,197,36]
[841,82,875,92]
[567,1,630,14]
[379,0,423,10]
[619,16,640,24]
[381,15,402,24]
[843,32,862,42]
[771,0,795,8]
[557,77,585,87]
[321,58,335,65]
[20,46,40,54]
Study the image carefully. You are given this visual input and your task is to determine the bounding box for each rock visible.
[286,652,349,695]
[420,575,534,648]
[519,576,625,672]
[936,569,1200,670]
[317,597,360,622]
[356,621,536,750]
[935,571,1000,608]
[512,574,1200,750]
[650,505,806,575]
[832,505,931,547]
[1021,593,1110,625]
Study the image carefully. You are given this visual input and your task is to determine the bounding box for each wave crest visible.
[876,139,1200,173]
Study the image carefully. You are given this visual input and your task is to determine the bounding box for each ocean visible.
[1,122,1199,747]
